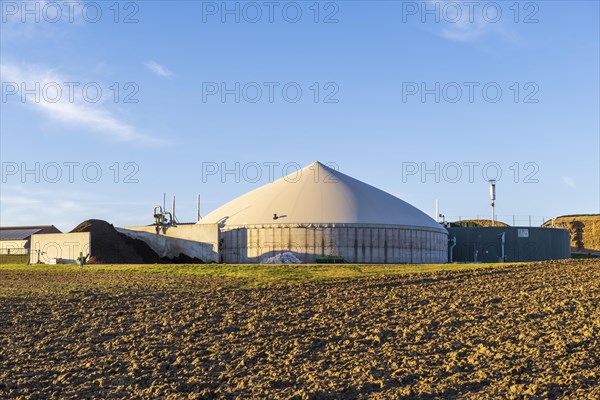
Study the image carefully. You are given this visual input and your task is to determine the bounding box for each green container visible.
[315,256,345,264]
[447,227,570,263]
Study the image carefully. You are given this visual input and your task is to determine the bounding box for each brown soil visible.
[1,259,599,399]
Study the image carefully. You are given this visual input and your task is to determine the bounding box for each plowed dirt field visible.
[1,260,599,399]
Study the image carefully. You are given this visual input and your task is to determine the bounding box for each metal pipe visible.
[449,236,456,263]
[172,196,176,225]
[489,181,496,227]
[499,232,505,262]
[197,194,201,221]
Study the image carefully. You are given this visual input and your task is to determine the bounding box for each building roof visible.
[198,161,445,232]
[0,225,61,240]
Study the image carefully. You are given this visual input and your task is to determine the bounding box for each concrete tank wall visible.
[220,224,448,264]
[118,224,219,262]
[447,227,571,262]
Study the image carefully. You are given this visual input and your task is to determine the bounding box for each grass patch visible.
[0,254,29,265]
[571,253,600,259]
[0,262,522,288]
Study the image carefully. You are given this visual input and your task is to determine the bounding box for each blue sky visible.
[1,0,599,231]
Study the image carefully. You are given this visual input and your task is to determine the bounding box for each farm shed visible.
[0,225,61,255]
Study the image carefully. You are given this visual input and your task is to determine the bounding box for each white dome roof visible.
[199,161,445,231]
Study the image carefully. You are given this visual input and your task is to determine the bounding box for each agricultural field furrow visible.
[1,260,599,399]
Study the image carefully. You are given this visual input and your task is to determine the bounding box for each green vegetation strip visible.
[0,262,522,287]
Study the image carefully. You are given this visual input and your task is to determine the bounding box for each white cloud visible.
[0,186,151,231]
[441,21,516,43]
[144,61,173,78]
[425,1,517,42]
[0,1,87,41]
[0,193,90,229]
[1,62,163,145]
[562,176,576,188]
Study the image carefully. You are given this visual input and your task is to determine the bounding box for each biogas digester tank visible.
[198,162,448,263]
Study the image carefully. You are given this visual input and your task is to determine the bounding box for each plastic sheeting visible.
[261,252,302,264]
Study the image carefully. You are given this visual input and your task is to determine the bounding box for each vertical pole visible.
[172,196,176,224]
[529,215,532,227]
[489,181,496,227]
[197,194,201,222]
[435,199,439,223]
[163,192,166,213]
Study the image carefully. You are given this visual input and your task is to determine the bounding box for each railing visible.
[0,248,28,255]
[444,215,559,227]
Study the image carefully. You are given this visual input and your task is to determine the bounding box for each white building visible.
[0,225,61,256]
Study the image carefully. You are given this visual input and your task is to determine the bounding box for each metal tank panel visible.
[220,224,448,264]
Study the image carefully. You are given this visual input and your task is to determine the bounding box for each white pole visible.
[172,196,176,223]
[435,199,439,223]
[489,181,496,227]
[197,194,201,222]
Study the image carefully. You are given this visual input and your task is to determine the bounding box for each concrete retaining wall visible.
[118,224,219,262]
[219,224,448,264]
